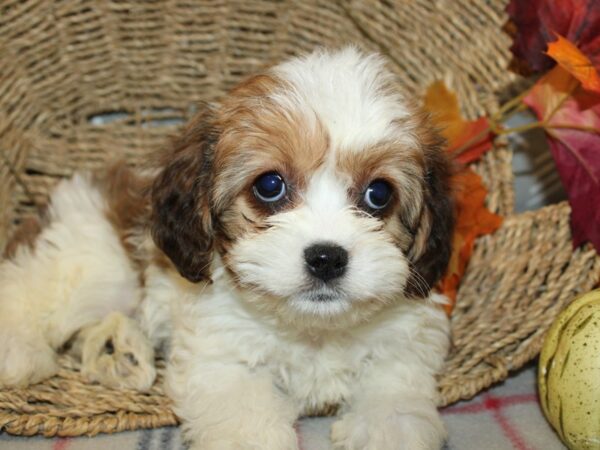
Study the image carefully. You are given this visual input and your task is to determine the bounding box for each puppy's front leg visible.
[168,360,299,450]
[331,366,446,450]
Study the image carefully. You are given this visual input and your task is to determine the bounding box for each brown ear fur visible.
[151,105,219,282]
[405,122,455,298]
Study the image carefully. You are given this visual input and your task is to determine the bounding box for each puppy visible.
[0,47,454,450]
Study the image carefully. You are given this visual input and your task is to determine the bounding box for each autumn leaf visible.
[507,0,600,75]
[423,81,494,164]
[524,65,600,251]
[547,34,600,93]
[422,81,501,313]
[508,0,600,251]
[437,169,503,314]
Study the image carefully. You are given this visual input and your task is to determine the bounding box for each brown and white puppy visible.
[0,47,454,450]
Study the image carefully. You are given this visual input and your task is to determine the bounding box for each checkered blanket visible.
[0,362,565,450]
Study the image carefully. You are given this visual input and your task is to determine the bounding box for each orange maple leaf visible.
[422,81,502,314]
[423,81,494,164]
[547,34,600,94]
[438,170,503,314]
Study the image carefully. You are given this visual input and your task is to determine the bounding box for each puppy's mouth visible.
[286,286,352,317]
[303,289,341,302]
[306,292,339,303]
[298,280,346,301]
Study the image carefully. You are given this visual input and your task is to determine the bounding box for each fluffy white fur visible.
[163,263,450,450]
[0,47,451,450]
[272,47,416,151]
[0,174,152,388]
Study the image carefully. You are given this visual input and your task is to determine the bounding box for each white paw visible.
[331,408,446,450]
[0,332,59,388]
[76,312,156,391]
[188,426,299,450]
[181,404,299,450]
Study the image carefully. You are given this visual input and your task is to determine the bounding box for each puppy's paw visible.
[0,333,58,388]
[77,312,156,391]
[331,408,446,450]
[182,407,299,450]
[188,425,299,450]
[190,433,298,450]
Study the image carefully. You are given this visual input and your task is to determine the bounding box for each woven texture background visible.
[1,0,599,437]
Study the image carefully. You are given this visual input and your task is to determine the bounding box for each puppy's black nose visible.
[304,243,348,282]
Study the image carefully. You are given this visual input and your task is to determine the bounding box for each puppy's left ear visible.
[405,121,455,298]
[151,105,220,283]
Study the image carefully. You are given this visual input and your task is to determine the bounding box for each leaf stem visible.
[545,79,580,122]
[497,121,546,135]
[494,89,533,119]
[500,103,529,122]
[499,121,600,136]
[550,123,600,134]
[451,127,493,158]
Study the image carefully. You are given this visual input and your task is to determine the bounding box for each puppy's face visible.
[152,49,453,327]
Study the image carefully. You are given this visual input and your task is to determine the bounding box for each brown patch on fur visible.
[213,74,330,217]
[93,162,153,281]
[3,216,45,259]
[337,144,423,189]
[228,73,282,99]
[337,143,425,221]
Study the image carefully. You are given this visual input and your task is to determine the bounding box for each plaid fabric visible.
[0,363,565,450]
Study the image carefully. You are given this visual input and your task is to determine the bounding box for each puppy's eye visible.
[253,172,287,203]
[364,179,393,210]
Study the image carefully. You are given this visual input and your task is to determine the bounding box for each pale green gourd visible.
[539,289,600,450]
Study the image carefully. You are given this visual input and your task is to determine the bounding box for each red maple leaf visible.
[507,0,600,74]
[524,66,600,251]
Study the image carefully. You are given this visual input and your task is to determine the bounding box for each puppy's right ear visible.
[151,105,219,283]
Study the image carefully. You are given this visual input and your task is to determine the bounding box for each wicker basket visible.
[1,0,599,438]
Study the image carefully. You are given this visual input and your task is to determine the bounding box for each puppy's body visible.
[165,263,449,449]
[0,47,453,449]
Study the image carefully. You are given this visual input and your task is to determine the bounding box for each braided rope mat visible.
[1,0,600,437]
